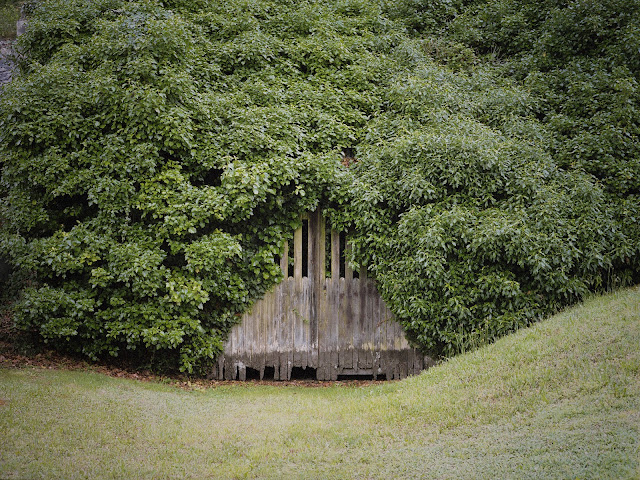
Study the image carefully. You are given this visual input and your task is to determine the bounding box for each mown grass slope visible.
[1,286,639,479]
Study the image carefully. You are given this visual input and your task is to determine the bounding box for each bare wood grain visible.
[213,212,426,381]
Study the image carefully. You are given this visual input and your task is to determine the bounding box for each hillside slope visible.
[1,286,638,479]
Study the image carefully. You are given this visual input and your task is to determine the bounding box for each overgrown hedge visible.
[1,0,638,373]
[330,58,632,354]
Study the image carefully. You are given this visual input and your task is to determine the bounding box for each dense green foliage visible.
[330,0,640,354]
[1,0,638,372]
[0,0,401,372]
[448,0,640,264]
[331,67,627,354]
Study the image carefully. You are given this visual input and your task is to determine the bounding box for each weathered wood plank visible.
[275,275,284,380]
[347,275,358,369]
[345,242,353,281]
[358,277,369,371]
[285,277,294,379]
[309,210,322,369]
[399,348,409,380]
[278,277,290,379]
[352,275,363,375]
[338,276,352,370]
[249,301,257,373]
[369,279,379,370]
[266,284,277,379]
[259,295,267,379]
[328,276,338,379]
[212,211,427,381]
[317,275,327,381]
[230,317,240,380]
[298,278,311,368]
[255,301,262,363]
[294,226,302,280]
[281,241,288,277]
[331,229,340,282]
[330,350,339,381]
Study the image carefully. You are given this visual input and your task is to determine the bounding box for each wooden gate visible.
[211,210,431,381]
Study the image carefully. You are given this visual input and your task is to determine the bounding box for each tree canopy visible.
[1,0,638,373]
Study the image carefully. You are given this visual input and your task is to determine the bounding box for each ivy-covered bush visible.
[0,0,361,372]
[0,0,404,372]
[330,52,632,355]
[1,0,638,372]
[447,0,640,276]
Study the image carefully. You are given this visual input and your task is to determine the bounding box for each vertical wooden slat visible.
[287,275,295,378]
[342,241,353,370]
[281,277,288,380]
[307,213,314,281]
[383,295,392,373]
[306,213,314,369]
[331,230,340,280]
[272,281,280,378]
[389,313,399,379]
[281,241,288,277]
[314,212,326,379]
[308,210,320,368]
[329,228,340,379]
[275,276,283,380]
[224,327,234,380]
[395,312,406,349]
[399,348,409,380]
[345,278,354,369]
[293,282,302,368]
[369,277,380,378]
[305,278,311,369]
[294,225,303,280]
[253,301,260,375]
[234,319,242,380]
[333,276,340,380]
[338,275,350,371]
[241,308,249,378]
[345,242,353,281]
[317,276,328,381]
[315,211,326,283]
[292,215,305,370]
[260,294,267,379]
[330,230,341,380]
[287,276,295,380]
[246,308,254,380]
[366,279,376,370]
[350,272,360,372]
[267,279,277,379]
[381,297,393,380]
[225,325,236,380]
[278,277,289,379]
[292,276,308,368]
[250,302,258,378]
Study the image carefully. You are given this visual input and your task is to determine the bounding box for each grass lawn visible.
[1,286,639,479]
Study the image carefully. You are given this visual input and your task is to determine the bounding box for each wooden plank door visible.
[211,210,431,380]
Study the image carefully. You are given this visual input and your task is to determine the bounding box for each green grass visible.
[1,286,639,479]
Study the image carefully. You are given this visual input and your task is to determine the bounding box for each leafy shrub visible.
[448,0,640,277]
[0,0,402,373]
[0,0,350,373]
[1,0,638,372]
[329,55,631,356]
